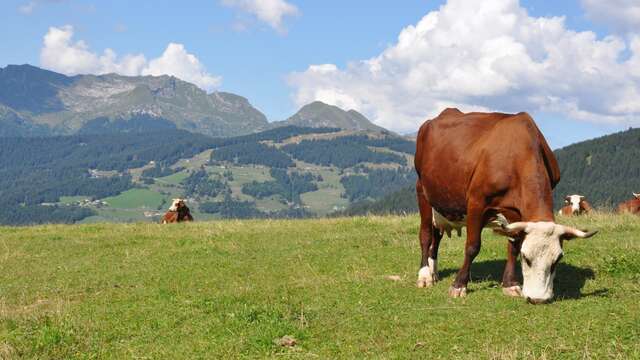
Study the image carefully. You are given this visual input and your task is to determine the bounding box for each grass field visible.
[1,214,639,358]
[103,188,166,210]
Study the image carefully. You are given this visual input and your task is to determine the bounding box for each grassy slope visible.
[103,188,165,209]
[1,214,638,358]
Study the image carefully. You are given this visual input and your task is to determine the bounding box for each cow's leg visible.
[502,237,523,297]
[449,206,484,298]
[416,182,439,288]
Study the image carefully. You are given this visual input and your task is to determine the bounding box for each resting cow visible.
[161,198,194,224]
[558,195,592,216]
[414,109,597,304]
[617,193,640,214]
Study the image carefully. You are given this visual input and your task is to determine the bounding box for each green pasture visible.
[103,188,166,210]
[2,214,638,358]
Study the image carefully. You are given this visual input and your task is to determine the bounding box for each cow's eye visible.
[551,254,563,273]
[522,255,532,267]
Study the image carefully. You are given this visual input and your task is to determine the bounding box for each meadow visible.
[0,214,638,359]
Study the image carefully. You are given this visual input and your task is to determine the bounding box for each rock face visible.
[274,101,387,132]
[0,64,268,137]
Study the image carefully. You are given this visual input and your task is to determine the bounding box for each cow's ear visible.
[561,226,598,241]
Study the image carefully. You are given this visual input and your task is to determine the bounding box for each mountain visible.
[0,64,268,137]
[273,101,388,132]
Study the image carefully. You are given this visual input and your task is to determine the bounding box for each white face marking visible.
[567,195,582,214]
[168,198,182,211]
[519,222,565,302]
[634,193,640,200]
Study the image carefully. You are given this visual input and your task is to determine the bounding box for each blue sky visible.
[1,0,639,148]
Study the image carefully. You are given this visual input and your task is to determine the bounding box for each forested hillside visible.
[0,130,217,224]
[553,127,640,208]
[0,126,416,225]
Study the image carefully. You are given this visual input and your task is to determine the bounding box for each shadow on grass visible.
[438,259,608,301]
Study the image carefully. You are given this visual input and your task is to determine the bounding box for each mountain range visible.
[0,64,386,137]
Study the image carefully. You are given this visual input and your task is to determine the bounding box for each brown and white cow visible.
[414,109,597,304]
[161,198,194,224]
[558,195,592,216]
[617,193,640,214]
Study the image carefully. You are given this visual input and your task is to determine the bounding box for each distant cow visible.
[414,109,597,304]
[617,193,640,214]
[558,195,592,216]
[161,198,194,223]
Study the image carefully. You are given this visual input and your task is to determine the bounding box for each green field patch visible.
[172,149,213,170]
[103,188,165,209]
[57,196,90,204]
[156,171,190,185]
[301,188,349,215]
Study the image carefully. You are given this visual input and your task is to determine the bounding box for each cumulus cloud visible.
[221,0,299,33]
[581,0,640,33]
[40,25,221,91]
[141,43,221,90]
[289,0,640,133]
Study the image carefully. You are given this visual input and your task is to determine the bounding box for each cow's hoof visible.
[502,285,523,298]
[416,277,434,288]
[448,286,467,298]
[417,266,438,288]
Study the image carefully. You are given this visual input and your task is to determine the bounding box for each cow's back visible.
[415,109,559,221]
[618,199,640,214]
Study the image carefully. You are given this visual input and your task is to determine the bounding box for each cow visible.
[617,193,640,214]
[161,198,194,224]
[414,108,597,304]
[558,195,592,216]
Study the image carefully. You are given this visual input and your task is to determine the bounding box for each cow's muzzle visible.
[526,297,551,305]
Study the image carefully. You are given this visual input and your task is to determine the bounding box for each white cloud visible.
[221,0,299,33]
[40,25,221,91]
[142,43,221,90]
[289,0,640,133]
[581,0,640,33]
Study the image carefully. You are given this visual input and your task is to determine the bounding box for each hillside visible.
[0,215,638,358]
[0,126,416,225]
[553,127,640,208]
[0,64,268,137]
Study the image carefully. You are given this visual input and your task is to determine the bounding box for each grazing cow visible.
[617,193,640,214]
[558,195,592,216]
[161,198,194,223]
[414,109,597,304]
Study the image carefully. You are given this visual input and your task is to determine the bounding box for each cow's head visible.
[634,192,640,200]
[168,198,185,211]
[499,220,597,304]
[564,194,587,214]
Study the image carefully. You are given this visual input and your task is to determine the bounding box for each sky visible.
[1,0,640,148]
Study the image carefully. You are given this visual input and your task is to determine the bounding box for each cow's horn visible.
[503,222,529,233]
[562,226,598,240]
